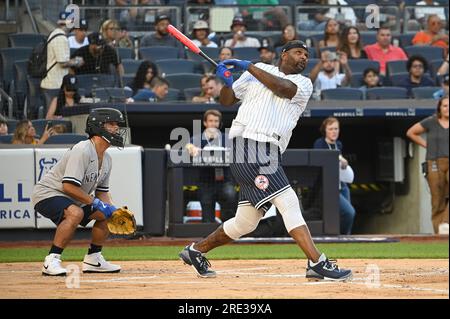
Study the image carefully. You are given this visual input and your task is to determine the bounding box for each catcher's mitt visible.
[107,206,136,235]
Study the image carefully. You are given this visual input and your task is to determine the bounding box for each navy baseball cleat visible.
[179,243,216,278]
[306,254,352,282]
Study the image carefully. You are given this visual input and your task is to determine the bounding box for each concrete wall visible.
[357,143,433,234]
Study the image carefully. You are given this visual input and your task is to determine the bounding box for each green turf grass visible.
[0,242,448,263]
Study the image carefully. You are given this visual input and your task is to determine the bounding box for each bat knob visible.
[224,70,231,78]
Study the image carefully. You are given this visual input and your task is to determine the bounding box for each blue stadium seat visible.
[301,58,319,77]
[183,87,202,101]
[117,47,134,60]
[396,33,415,48]
[186,47,220,62]
[429,59,444,79]
[164,88,182,101]
[75,74,116,96]
[411,86,442,99]
[92,87,133,102]
[366,87,409,99]
[319,46,337,55]
[25,77,44,119]
[139,46,179,61]
[321,88,364,100]
[165,73,203,91]
[350,72,364,87]
[6,119,18,133]
[122,59,143,76]
[156,59,201,75]
[32,119,73,136]
[348,59,380,73]
[12,60,28,109]
[360,32,377,46]
[0,47,33,90]
[45,133,87,144]
[122,74,135,88]
[233,47,260,62]
[386,60,408,76]
[0,134,13,144]
[404,46,445,61]
[389,73,410,87]
[8,33,46,48]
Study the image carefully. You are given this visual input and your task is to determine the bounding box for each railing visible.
[0,87,14,119]
[403,5,449,33]
[24,0,39,33]
[1,0,19,22]
[40,0,69,24]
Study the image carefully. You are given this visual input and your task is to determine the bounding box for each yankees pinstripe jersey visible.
[229,62,313,153]
[32,140,112,207]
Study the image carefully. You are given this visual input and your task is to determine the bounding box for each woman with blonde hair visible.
[12,120,54,145]
[100,19,120,47]
[407,96,449,234]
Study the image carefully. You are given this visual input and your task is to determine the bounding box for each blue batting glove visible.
[222,59,251,71]
[216,63,234,87]
[92,198,117,218]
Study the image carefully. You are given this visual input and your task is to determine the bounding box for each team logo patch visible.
[254,175,269,191]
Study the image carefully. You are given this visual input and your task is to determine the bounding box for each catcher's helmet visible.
[85,108,126,147]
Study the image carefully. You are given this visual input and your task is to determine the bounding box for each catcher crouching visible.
[32,107,135,276]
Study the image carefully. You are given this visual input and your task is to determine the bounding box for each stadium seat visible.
[348,59,380,73]
[404,45,445,61]
[164,88,182,101]
[12,60,28,109]
[122,74,135,88]
[396,33,415,48]
[75,74,116,96]
[429,59,444,79]
[122,59,143,76]
[156,59,200,75]
[117,47,134,60]
[386,60,408,76]
[183,87,202,101]
[321,88,363,100]
[360,32,377,46]
[45,133,87,144]
[6,119,18,133]
[366,87,409,99]
[308,34,324,49]
[186,47,220,62]
[411,86,442,99]
[25,77,44,119]
[0,47,33,90]
[233,47,260,62]
[0,134,13,144]
[32,119,73,136]
[139,46,179,61]
[319,46,337,54]
[165,73,203,91]
[92,87,133,102]
[301,58,319,77]
[350,72,364,87]
[8,33,46,48]
[389,73,410,86]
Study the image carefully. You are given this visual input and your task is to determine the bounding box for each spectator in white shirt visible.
[224,17,260,48]
[191,20,218,48]
[68,19,89,49]
[309,50,352,100]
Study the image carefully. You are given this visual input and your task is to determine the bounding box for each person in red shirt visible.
[412,14,448,57]
[364,26,408,75]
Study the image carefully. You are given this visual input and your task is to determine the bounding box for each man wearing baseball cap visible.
[68,19,89,49]
[41,11,85,113]
[224,16,260,48]
[258,45,277,65]
[71,32,124,76]
[192,20,218,48]
[140,14,184,57]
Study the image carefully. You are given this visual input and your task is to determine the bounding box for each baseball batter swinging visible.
[32,108,126,276]
[180,40,353,281]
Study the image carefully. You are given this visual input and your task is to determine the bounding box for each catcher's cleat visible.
[82,252,121,273]
[42,253,67,276]
[306,255,352,282]
[179,243,216,278]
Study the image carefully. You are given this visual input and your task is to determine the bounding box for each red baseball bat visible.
[167,24,231,78]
